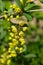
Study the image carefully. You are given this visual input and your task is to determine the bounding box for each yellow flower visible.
[8,48,11,53]
[23,27,28,31]
[19,21,24,26]
[15,35,19,39]
[12,28,17,33]
[4,10,7,13]
[15,7,21,13]
[27,0,31,2]
[10,5,13,8]
[1,59,5,64]
[15,47,19,50]
[21,40,25,45]
[12,4,17,8]
[7,59,11,65]
[4,14,7,19]
[10,51,17,57]
[8,42,13,46]
[7,18,10,21]
[10,53,17,57]
[12,39,17,42]
[10,32,14,37]
[20,0,23,4]
[9,37,12,40]
[12,39,18,45]
[11,26,17,33]
[16,15,19,19]
[19,47,23,53]
[11,25,15,29]
[3,48,6,52]
[19,37,25,42]
[19,31,24,36]
[10,15,13,19]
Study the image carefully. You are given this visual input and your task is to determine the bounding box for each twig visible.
[28,9,43,12]
[0,16,4,19]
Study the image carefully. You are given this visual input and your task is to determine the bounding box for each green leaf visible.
[24,54,36,58]
[33,12,43,19]
[23,45,27,52]
[3,20,10,29]
[23,13,32,21]
[23,0,27,6]
[5,1,11,10]
[24,3,35,11]
[0,19,3,25]
[0,27,6,40]
[16,0,23,10]
[0,0,5,12]
[4,34,9,42]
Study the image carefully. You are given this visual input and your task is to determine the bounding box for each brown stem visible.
[28,9,43,12]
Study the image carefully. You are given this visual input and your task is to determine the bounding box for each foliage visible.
[0,0,43,65]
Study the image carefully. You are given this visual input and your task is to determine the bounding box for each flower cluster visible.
[8,24,28,55]
[4,11,13,21]
[0,23,28,65]
[10,4,21,13]
[0,52,11,65]
[3,3,21,22]
[0,2,28,65]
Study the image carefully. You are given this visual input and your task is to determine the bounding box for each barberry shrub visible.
[0,0,43,65]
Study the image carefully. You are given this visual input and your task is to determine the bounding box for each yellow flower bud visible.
[20,0,23,4]
[19,47,23,53]
[19,37,25,42]
[27,0,31,2]
[10,32,14,37]
[7,18,10,21]
[8,42,13,46]
[10,15,13,19]
[9,37,12,40]
[23,27,28,31]
[8,48,11,53]
[10,5,13,8]
[7,59,11,65]
[16,15,19,19]
[19,31,24,36]
[21,40,25,45]
[11,26,17,33]
[12,39,18,45]
[15,47,19,50]
[12,4,17,8]
[1,59,5,64]
[15,35,19,39]
[19,21,24,26]
[12,28,17,33]
[4,14,7,19]
[10,51,17,57]
[15,7,21,13]
[4,10,7,13]
[10,53,17,57]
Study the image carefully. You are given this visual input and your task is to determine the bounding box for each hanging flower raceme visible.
[1,2,28,65]
[8,24,27,57]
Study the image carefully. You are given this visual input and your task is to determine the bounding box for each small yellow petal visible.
[23,27,28,31]
[7,18,10,21]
